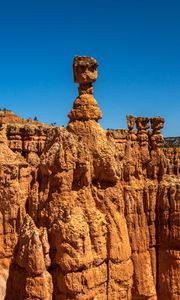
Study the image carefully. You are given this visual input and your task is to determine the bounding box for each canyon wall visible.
[0,56,179,300]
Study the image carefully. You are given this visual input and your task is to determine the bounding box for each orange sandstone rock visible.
[0,56,179,300]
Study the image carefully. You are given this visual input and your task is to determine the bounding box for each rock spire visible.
[68,56,102,122]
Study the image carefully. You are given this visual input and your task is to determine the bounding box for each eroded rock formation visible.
[0,56,179,300]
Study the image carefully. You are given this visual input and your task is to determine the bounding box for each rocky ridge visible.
[0,56,179,300]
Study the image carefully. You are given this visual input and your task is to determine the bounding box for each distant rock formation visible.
[164,137,180,148]
[0,56,179,300]
[0,109,41,125]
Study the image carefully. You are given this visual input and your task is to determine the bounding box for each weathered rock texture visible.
[0,56,179,300]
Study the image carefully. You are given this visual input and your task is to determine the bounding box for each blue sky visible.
[0,0,179,136]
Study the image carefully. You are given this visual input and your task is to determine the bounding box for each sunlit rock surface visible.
[0,57,179,300]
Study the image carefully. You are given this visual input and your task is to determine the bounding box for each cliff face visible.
[0,56,179,300]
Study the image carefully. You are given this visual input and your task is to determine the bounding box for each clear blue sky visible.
[0,0,179,136]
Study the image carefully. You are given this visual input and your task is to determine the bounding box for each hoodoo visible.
[68,56,102,122]
[0,56,179,300]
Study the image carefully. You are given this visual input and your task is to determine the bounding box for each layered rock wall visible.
[0,56,179,300]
